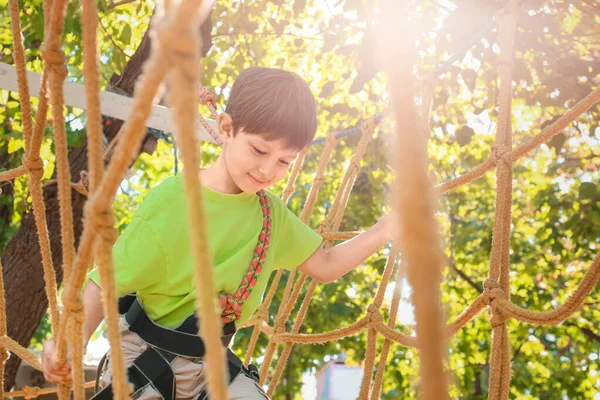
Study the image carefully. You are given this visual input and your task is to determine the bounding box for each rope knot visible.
[84,202,118,242]
[41,46,68,81]
[155,20,196,60]
[63,298,85,324]
[483,279,506,304]
[21,155,45,179]
[255,304,269,322]
[22,386,41,400]
[490,144,512,167]
[219,293,242,323]
[199,87,217,108]
[366,304,383,325]
[483,279,507,328]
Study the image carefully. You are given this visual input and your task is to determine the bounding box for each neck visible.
[200,155,243,194]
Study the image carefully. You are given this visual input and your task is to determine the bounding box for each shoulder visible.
[263,189,288,218]
[136,174,184,217]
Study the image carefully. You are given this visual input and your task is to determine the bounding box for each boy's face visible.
[219,114,300,193]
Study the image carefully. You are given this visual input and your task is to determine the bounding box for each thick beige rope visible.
[371,258,407,399]
[358,245,400,399]
[379,1,449,397]
[0,260,9,399]
[6,1,65,397]
[360,246,401,399]
[8,0,33,150]
[486,3,518,399]
[9,382,96,399]
[58,1,108,398]
[158,1,228,398]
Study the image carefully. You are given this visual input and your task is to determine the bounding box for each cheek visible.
[274,164,290,181]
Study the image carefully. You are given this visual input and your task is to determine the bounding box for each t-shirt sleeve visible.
[87,215,167,297]
[273,205,323,271]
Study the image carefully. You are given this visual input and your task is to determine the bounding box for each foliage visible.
[1,0,599,398]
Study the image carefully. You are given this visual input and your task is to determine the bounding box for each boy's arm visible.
[82,280,105,346]
[298,216,392,283]
[42,281,104,384]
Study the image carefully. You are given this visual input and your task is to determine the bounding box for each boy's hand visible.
[41,338,72,384]
[377,214,395,242]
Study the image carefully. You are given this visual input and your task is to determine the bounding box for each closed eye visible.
[251,146,267,156]
[279,160,291,165]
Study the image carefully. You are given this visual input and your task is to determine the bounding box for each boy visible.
[41,67,392,399]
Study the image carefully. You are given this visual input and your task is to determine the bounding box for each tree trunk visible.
[1,13,213,390]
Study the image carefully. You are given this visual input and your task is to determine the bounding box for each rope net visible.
[0,0,599,399]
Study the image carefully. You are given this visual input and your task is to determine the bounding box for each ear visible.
[218,113,234,142]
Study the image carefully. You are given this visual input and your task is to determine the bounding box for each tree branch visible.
[107,0,137,10]
[564,322,600,343]
[448,257,483,293]
[447,210,483,293]
[99,17,131,60]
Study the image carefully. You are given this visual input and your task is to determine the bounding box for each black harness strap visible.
[92,296,259,400]
[93,347,176,400]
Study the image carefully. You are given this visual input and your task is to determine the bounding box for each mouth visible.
[248,174,267,186]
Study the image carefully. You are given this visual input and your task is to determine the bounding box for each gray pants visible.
[98,320,269,399]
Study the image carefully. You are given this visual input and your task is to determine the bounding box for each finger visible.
[43,370,71,384]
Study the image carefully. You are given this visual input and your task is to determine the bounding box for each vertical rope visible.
[487,2,518,399]
[357,245,400,398]
[7,0,33,150]
[160,1,227,397]
[0,261,10,399]
[378,1,449,398]
[371,258,406,400]
[42,2,80,399]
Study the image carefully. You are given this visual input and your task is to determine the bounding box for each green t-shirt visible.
[88,173,322,328]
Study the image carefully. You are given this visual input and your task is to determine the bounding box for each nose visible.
[257,161,276,181]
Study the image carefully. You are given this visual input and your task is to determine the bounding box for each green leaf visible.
[579,182,596,200]
[121,24,132,46]
[7,138,24,154]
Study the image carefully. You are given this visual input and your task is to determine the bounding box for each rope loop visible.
[490,143,512,167]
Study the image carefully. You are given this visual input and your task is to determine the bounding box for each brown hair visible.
[225,67,317,149]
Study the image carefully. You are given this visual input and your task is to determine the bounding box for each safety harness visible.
[93,295,263,400]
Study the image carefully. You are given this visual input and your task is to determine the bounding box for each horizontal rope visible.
[0,165,28,182]
[8,382,96,399]
[272,317,369,344]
